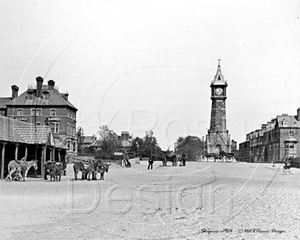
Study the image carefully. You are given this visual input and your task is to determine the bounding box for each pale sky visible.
[1,0,299,150]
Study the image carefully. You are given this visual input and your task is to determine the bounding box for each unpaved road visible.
[1,160,299,240]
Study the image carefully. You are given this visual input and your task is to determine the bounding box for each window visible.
[73,142,76,152]
[36,122,41,125]
[50,109,56,116]
[31,109,36,116]
[27,90,33,99]
[17,109,23,116]
[36,109,42,116]
[282,118,288,127]
[43,90,49,99]
[53,122,59,133]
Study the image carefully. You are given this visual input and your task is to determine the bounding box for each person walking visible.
[181,153,187,166]
[148,154,154,170]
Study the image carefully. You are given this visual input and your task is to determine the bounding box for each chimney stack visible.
[48,80,55,90]
[63,93,69,101]
[11,85,19,99]
[36,76,43,98]
[297,108,300,121]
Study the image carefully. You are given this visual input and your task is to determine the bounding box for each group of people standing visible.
[148,153,187,170]
[122,151,187,170]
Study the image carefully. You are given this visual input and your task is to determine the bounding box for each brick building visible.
[239,108,300,163]
[0,77,78,155]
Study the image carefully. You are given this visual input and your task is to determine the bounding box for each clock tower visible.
[206,60,231,153]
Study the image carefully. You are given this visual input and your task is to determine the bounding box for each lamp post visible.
[249,150,251,163]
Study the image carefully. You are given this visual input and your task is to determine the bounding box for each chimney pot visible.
[11,85,19,99]
[48,80,55,90]
[36,76,44,98]
[63,93,69,101]
[297,108,300,121]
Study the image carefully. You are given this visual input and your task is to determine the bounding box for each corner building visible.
[3,77,78,155]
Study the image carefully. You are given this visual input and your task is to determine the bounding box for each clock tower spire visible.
[206,60,231,154]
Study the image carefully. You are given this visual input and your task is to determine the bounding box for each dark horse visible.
[162,155,177,166]
[44,161,64,181]
[73,159,110,180]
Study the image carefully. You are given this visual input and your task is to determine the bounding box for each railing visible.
[28,84,59,90]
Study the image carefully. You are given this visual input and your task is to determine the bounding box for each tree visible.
[97,125,119,157]
[176,135,205,161]
[76,126,85,155]
[130,137,144,152]
[129,131,162,157]
[140,131,159,156]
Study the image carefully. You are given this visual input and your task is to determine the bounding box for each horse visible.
[202,152,219,162]
[73,159,110,180]
[44,161,64,181]
[6,159,38,181]
[90,160,110,180]
[44,160,66,181]
[73,161,88,180]
[162,155,178,166]
[96,162,110,180]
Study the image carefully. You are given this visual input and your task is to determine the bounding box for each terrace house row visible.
[239,108,300,163]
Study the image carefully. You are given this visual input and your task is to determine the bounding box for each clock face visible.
[215,88,223,95]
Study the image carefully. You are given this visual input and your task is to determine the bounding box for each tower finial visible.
[218,59,221,67]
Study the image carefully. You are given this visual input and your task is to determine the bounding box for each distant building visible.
[82,135,97,148]
[119,131,131,149]
[239,108,300,163]
[0,77,78,155]
[0,85,19,116]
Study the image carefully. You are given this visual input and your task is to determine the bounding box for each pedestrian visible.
[181,153,187,166]
[122,153,126,168]
[283,157,292,174]
[148,154,154,170]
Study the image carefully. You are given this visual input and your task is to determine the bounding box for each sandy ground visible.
[1,159,300,240]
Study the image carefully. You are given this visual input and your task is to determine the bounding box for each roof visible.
[0,97,11,109]
[177,136,202,148]
[276,115,300,129]
[6,85,77,110]
[53,137,69,150]
[83,136,94,144]
[91,140,102,147]
[0,115,53,145]
[211,60,227,86]
[284,135,298,143]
